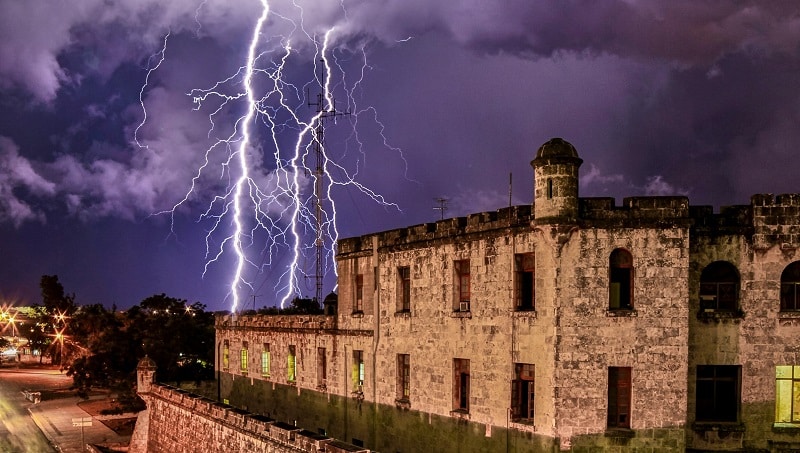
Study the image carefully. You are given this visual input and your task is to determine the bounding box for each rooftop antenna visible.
[433,197,449,220]
[307,60,349,305]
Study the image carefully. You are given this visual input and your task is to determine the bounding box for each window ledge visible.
[261,374,270,379]
[691,421,745,433]
[512,310,537,319]
[778,311,800,319]
[450,409,470,420]
[287,380,297,386]
[395,398,411,410]
[351,311,364,318]
[604,428,635,438]
[394,310,411,318]
[606,309,637,317]
[696,310,745,322]
[450,311,472,319]
[772,423,800,433]
[510,420,535,433]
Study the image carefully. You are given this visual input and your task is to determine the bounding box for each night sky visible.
[1,1,798,312]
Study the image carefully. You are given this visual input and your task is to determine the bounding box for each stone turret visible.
[137,355,157,394]
[531,137,583,223]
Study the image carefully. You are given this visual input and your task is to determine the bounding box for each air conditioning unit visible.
[459,301,470,312]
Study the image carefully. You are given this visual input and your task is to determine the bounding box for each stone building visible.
[216,138,800,452]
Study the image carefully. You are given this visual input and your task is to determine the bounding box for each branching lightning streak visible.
[141,0,403,312]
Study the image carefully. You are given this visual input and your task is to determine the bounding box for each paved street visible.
[0,365,66,452]
[0,362,132,453]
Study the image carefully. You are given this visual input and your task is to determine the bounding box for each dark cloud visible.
[0,0,799,310]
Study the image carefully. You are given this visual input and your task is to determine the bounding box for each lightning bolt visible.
[136,0,405,313]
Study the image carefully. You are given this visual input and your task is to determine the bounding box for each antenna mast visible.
[308,62,349,304]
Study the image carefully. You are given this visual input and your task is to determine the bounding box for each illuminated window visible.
[287,345,297,383]
[609,249,633,310]
[607,367,631,428]
[455,260,470,312]
[780,262,800,311]
[699,261,739,312]
[261,343,270,377]
[222,340,229,369]
[317,347,327,387]
[354,274,364,313]
[696,365,740,422]
[240,342,248,373]
[776,366,800,424]
[398,267,410,312]
[397,354,410,401]
[453,358,470,412]
[352,350,364,392]
[515,253,535,311]
[511,363,534,422]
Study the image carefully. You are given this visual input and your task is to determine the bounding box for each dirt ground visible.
[77,398,138,436]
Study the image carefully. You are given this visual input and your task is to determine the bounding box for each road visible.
[0,364,70,453]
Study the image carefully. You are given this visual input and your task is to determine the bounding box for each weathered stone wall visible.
[213,185,800,453]
[686,194,800,452]
[136,383,370,453]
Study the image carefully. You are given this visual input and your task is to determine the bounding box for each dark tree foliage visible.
[40,275,77,317]
[17,306,50,364]
[64,294,215,410]
[255,296,323,315]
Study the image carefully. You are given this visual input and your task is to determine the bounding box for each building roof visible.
[533,137,582,165]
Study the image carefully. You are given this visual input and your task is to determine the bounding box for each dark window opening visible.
[453,358,470,412]
[397,354,410,400]
[607,367,631,428]
[699,261,740,312]
[398,267,411,312]
[696,365,740,422]
[781,262,800,311]
[511,363,535,421]
[455,260,470,311]
[609,249,633,310]
[546,178,553,199]
[354,274,364,313]
[515,253,535,311]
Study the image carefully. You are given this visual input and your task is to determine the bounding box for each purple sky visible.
[1,1,799,312]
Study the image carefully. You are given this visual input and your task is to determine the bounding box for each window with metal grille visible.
[607,367,631,428]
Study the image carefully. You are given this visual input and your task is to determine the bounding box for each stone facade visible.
[215,138,800,452]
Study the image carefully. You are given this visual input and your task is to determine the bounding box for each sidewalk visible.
[29,394,131,453]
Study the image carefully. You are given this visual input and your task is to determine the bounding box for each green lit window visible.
[222,341,229,369]
[240,345,248,372]
[261,344,270,377]
[352,350,364,392]
[776,366,800,423]
[288,345,296,383]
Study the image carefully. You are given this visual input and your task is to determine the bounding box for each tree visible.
[16,306,50,363]
[64,295,215,410]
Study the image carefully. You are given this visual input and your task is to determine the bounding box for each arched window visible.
[699,261,740,312]
[780,262,800,311]
[609,249,633,310]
